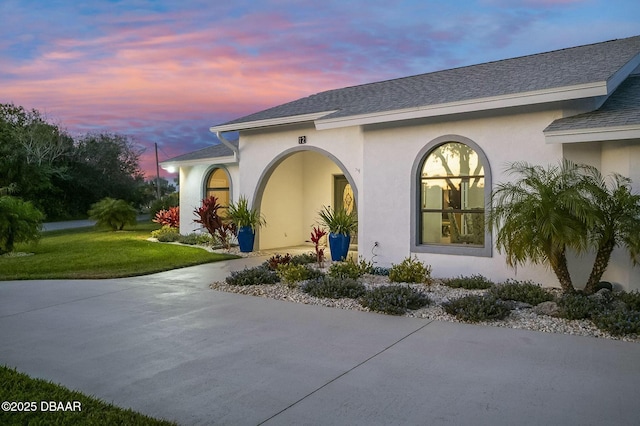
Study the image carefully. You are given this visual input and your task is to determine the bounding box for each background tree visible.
[1,103,150,220]
[0,103,75,219]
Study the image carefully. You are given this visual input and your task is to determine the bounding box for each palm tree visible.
[489,161,594,294]
[581,169,640,293]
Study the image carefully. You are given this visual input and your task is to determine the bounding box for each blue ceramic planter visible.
[237,226,255,252]
[328,232,350,261]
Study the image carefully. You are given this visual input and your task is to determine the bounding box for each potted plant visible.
[318,205,357,261]
[227,196,266,252]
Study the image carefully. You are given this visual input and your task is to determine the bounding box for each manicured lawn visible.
[0,365,176,425]
[0,222,239,280]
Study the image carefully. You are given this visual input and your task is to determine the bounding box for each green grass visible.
[0,222,239,280]
[0,365,176,425]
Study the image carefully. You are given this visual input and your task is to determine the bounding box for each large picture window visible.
[420,142,485,246]
[205,168,230,207]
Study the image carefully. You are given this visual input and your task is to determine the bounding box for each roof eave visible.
[160,155,237,169]
[314,82,608,130]
[210,111,337,133]
[544,125,640,144]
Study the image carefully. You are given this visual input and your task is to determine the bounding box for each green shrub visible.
[360,285,430,315]
[618,291,640,311]
[157,233,180,242]
[592,309,640,336]
[177,233,214,245]
[442,295,511,322]
[276,263,324,287]
[388,256,432,284]
[225,266,279,286]
[151,225,180,241]
[443,274,494,290]
[302,276,367,299]
[0,195,44,254]
[489,279,554,305]
[558,293,600,320]
[290,252,317,265]
[88,197,137,231]
[265,253,292,271]
[328,257,372,280]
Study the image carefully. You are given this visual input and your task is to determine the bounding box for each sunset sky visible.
[2,0,639,178]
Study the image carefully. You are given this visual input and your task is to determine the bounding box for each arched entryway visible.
[253,147,358,251]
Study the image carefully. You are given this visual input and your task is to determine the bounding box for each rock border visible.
[211,276,640,344]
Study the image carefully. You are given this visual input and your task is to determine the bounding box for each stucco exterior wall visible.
[176,108,639,290]
[178,163,238,235]
[239,124,364,250]
[361,109,565,285]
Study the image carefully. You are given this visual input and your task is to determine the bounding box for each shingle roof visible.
[161,139,238,163]
[217,35,640,128]
[545,75,640,132]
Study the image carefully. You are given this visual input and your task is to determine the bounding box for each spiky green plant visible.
[88,198,137,231]
[489,161,594,294]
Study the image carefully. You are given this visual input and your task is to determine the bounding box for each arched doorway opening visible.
[253,147,358,251]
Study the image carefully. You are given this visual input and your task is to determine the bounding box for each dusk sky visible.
[2,0,639,178]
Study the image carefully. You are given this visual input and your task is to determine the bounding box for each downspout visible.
[216,131,239,161]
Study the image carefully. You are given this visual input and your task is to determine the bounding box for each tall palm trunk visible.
[549,247,575,294]
[584,239,616,294]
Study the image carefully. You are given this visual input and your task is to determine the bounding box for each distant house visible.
[162,35,640,290]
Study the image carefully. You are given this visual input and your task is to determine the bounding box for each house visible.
[162,35,640,291]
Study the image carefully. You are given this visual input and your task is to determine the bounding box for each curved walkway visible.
[1,257,639,425]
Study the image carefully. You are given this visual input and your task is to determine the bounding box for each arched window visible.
[205,168,230,207]
[412,136,491,257]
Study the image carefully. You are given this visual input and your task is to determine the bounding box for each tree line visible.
[0,103,173,220]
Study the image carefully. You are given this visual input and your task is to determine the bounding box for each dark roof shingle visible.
[162,140,238,163]
[545,75,640,132]
[218,35,640,128]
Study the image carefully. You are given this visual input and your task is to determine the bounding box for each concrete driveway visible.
[1,258,639,425]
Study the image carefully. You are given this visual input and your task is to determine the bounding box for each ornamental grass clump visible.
[360,285,430,315]
[443,274,494,290]
[302,276,366,299]
[388,256,432,284]
[225,266,279,286]
[442,295,511,322]
[489,279,554,306]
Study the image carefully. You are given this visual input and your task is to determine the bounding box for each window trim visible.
[410,135,492,257]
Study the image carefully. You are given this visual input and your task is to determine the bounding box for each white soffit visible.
[545,125,640,144]
[160,155,237,169]
[210,111,336,133]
